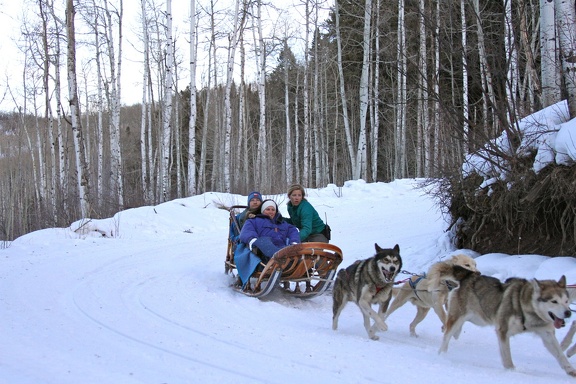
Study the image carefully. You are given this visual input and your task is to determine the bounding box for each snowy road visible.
[1,180,575,383]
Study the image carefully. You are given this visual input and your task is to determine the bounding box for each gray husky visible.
[439,273,576,377]
[332,244,402,340]
[559,287,576,357]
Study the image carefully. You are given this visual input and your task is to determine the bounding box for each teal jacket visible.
[286,199,325,242]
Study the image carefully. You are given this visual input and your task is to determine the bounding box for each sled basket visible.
[225,205,343,298]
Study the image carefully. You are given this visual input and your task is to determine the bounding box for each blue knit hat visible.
[247,191,262,204]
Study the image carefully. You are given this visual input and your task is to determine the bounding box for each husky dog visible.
[385,254,479,337]
[559,287,576,357]
[332,244,402,340]
[439,274,576,377]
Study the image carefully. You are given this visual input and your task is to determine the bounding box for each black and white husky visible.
[332,244,402,340]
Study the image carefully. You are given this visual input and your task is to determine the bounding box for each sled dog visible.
[439,273,576,377]
[559,287,576,357]
[332,244,402,340]
[385,254,479,336]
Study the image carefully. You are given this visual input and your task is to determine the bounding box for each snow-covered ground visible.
[2,179,576,383]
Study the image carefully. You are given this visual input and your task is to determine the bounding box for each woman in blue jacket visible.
[235,199,300,288]
[285,184,329,243]
[240,199,300,261]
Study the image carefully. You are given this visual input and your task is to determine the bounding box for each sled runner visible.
[225,205,343,298]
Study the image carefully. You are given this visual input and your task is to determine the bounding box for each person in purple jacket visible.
[239,199,300,262]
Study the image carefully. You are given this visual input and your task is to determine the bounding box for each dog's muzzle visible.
[382,267,395,282]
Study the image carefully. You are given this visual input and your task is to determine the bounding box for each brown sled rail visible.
[231,242,344,299]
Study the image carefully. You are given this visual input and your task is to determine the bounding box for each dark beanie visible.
[247,191,262,204]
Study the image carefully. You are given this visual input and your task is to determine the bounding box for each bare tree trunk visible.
[371,0,381,181]
[66,0,90,218]
[199,1,218,193]
[253,0,268,190]
[294,74,301,182]
[540,0,561,107]
[555,0,576,117]
[461,0,469,156]
[104,0,124,209]
[302,0,311,184]
[223,0,244,193]
[312,4,323,187]
[356,0,371,180]
[238,34,248,188]
[417,0,429,177]
[188,0,198,196]
[39,0,56,223]
[519,0,539,111]
[334,0,356,176]
[49,4,68,217]
[472,0,497,132]
[504,0,520,121]
[395,0,407,179]
[140,0,151,203]
[284,39,293,185]
[433,0,440,174]
[160,0,174,202]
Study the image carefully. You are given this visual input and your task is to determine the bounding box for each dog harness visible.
[409,273,426,301]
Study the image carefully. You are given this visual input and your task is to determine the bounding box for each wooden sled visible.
[225,205,343,298]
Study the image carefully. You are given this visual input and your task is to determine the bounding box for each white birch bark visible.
[554,0,576,117]
[371,0,380,181]
[199,2,217,192]
[49,5,68,214]
[284,39,293,185]
[504,0,519,121]
[294,75,301,182]
[313,4,323,186]
[334,0,356,176]
[104,0,124,208]
[187,0,198,196]
[417,0,429,177]
[33,93,47,208]
[472,0,496,133]
[253,0,268,189]
[140,0,150,202]
[223,0,243,193]
[66,0,90,218]
[161,0,174,202]
[433,0,440,171]
[356,0,371,180]
[302,0,311,184]
[89,0,104,206]
[395,0,407,178]
[39,1,55,221]
[461,0,469,156]
[540,0,560,107]
[238,34,247,186]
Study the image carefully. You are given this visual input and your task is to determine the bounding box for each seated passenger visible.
[230,191,262,240]
[237,191,263,229]
[285,184,330,243]
[240,199,301,262]
[234,200,300,287]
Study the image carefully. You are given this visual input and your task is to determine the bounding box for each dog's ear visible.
[393,244,400,254]
[531,278,542,294]
[374,243,382,253]
[558,275,567,288]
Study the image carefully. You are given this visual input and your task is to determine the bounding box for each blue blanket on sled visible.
[235,237,284,287]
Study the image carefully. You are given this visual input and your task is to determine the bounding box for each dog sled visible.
[225,205,343,298]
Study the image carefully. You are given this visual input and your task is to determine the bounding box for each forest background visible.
[1,0,576,255]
